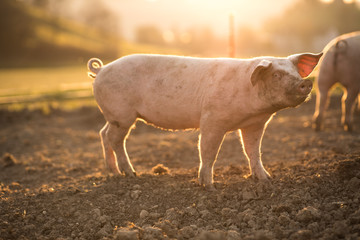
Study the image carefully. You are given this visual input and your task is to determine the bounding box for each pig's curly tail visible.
[87,58,103,78]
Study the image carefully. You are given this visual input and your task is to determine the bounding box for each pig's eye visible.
[272,72,283,79]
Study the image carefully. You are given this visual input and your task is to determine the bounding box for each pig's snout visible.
[297,80,313,95]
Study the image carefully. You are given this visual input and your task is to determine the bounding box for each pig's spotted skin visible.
[90,53,322,187]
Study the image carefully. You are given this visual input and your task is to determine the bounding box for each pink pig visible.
[313,32,360,132]
[88,53,322,188]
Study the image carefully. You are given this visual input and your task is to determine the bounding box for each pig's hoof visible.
[110,168,122,175]
[313,123,321,132]
[312,118,322,132]
[202,184,217,192]
[198,175,212,187]
[260,175,272,181]
[125,171,137,177]
[344,124,353,132]
[250,172,272,181]
[198,179,217,191]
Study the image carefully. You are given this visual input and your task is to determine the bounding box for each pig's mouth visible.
[295,91,312,99]
[283,88,312,108]
[270,93,310,110]
[291,92,311,106]
[298,94,311,102]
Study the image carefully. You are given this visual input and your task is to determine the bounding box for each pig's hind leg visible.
[313,81,333,131]
[100,122,120,174]
[341,87,359,132]
[102,121,136,176]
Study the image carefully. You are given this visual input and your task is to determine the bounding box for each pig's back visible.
[320,32,360,84]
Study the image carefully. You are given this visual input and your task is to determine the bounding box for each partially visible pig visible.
[313,32,360,132]
[88,53,322,188]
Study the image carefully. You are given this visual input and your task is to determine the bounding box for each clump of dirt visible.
[152,164,170,175]
[335,158,360,180]
[0,96,359,239]
[1,153,18,168]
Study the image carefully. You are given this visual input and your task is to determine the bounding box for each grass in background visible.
[0,65,90,93]
[0,65,96,111]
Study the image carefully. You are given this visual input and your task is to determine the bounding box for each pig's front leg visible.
[239,125,271,180]
[198,127,226,188]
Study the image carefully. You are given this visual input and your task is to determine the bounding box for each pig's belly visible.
[136,104,201,130]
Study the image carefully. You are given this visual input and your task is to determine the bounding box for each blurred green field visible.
[0,65,96,110]
[0,66,90,93]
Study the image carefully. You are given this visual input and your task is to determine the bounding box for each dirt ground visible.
[1,96,360,240]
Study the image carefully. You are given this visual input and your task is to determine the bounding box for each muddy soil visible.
[1,96,360,240]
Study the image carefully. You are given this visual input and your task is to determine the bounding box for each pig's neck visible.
[248,85,283,114]
[255,100,282,115]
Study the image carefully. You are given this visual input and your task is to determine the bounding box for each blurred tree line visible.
[133,0,360,58]
[1,0,360,67]
[135,25,225,56]
[238,0,360,57]
[0,0,119,67]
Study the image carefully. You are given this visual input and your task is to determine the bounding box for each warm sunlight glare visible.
[321,0,358,3]
[105,0,295,41]
[163,30,175,43]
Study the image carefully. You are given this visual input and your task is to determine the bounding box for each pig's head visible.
[251,52,323,110]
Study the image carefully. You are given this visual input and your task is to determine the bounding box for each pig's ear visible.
[251,60,272,86]
[290,52,323,78]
